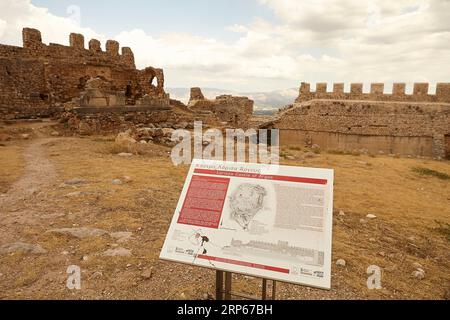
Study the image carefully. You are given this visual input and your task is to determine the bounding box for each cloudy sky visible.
[0,0,449,92]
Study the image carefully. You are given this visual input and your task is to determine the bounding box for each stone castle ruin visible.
[188,87,254,126]
[1,28,449,159]
[263,82,450,159]
[0,28,254,135]
[0,28,169,120]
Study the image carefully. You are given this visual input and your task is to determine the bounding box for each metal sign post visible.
[215,270,277,300]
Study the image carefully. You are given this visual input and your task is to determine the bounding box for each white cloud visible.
[0,0,103,47]
[0,0,449,92]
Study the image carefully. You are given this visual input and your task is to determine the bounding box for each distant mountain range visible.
[165,87,298,115]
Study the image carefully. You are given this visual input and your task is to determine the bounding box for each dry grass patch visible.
[0,145,25,193]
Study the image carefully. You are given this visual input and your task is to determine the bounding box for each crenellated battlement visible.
[16,28,136,69]
[296,82,450,103]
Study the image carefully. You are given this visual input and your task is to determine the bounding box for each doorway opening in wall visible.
[445,134,450,160]
[150,76,158,88]
[125,83,132,98]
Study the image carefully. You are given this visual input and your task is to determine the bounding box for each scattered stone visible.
[112,179,122,185]
[117,152,133,157]
[64,178,87,185]
[304,151,316,158]
[103,247,132,257]
[115,132,136,145]
[412,269,425,280]
[336,259,346,267]
[412,262,423,270]
[369,238,376,242]
[110,231,133,243]
[0,242,47,255]
[285,155,295,160]
[338,210,345,217]
[20,133,30,140]
[366,214,377,219]
[359,218,367,224]
[139,140,147,144]
[51,131,60,136]
[78,120,92,135]
[61,251,69,255]
[47,227,108,239]
[141,268,153,279]
[82,255,89,261]
[122,176,133,183]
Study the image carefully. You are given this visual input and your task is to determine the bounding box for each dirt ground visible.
[0,120,449,300]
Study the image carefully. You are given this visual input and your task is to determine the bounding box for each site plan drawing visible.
[160,159,334,289]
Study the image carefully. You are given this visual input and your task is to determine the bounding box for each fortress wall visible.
[280,130,434,157]
[272,99,450,158]
[0,28,167,119]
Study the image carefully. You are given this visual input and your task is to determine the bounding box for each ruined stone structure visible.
[0,28,169,119]
[188,87,254,126]
[265,82,450,159]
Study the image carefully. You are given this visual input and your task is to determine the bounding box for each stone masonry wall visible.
[270,82,450,158]
[188,87,254,126]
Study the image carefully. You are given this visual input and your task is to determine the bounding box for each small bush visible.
[412,167,450,180]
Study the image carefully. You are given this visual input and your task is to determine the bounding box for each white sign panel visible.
[160,159,334,289]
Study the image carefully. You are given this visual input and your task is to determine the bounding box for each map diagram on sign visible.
[229,183,267,230]
[160,159,334,289]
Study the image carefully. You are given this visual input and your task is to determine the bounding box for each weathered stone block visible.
[316,83,327,93]
[392,83,406,96]
[436,83,450,102]
[300,82,310,94]
[22,28,42,49]
[89,39,101,52]
[333,83,344,93]
[350,83,363,94]
[413,83,429,95]
[106,40,119,56]
[190,87,205,101]
[370,83,384,94]
[69,33,85,50]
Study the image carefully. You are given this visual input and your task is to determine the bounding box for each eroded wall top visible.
[12,28,136,69]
